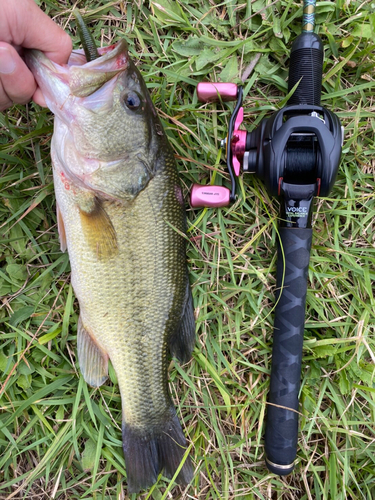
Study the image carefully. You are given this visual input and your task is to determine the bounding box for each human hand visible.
[0,0,72,111]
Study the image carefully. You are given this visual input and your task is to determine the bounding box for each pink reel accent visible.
[231,106,246,176]
[191,83,245,208]
[197,82,238,103]
[190,184,230,208]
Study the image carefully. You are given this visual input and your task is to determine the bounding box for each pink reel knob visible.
[197,83,238,103]
[190,184,230,208]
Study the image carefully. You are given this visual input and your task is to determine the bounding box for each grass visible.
[1,0,375,498]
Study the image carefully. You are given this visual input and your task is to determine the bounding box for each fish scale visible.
[26,38,195,493]
[54,156,186,427]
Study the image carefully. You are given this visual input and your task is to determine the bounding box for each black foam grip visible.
[287,33,323,106]
[287,49,322,106]
[264,227,313,474]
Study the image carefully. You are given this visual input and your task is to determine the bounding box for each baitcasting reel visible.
[191,26,343,475]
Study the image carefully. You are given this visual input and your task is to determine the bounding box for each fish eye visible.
[123,91,142,111]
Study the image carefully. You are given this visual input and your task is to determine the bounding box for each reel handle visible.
[197,82,238,102]
[190,84,243,209]
[264,226,313,474]
[190,184,230,208]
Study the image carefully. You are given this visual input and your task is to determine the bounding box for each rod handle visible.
[287,32,323,106]
[265,226,313,475]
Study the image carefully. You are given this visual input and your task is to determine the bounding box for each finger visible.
[0,79,12,111]
[4,0,72,65]
[32,88,47,108]
[0,42,37,109]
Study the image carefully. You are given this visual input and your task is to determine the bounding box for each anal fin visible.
[169,279,195,364]
[77,316,109,387]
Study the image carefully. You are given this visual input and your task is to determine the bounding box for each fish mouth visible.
[26,40,130,197]
[68,40,129,97]
[25,40,129,107]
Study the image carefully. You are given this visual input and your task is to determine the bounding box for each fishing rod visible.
[191,0,343,474]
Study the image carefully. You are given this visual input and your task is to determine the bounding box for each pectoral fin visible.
[168,279,195,364]
[78,197,118,259]
[56,202,67,252]
[77,316,109,387]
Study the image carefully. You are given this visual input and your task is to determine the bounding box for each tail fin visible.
[122,413,193,493]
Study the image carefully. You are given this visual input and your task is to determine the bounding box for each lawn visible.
[1,0,375,499]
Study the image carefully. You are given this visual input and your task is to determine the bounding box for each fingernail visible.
[0,47,16,75]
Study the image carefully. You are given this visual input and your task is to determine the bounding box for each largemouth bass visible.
[26,36,195,493]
